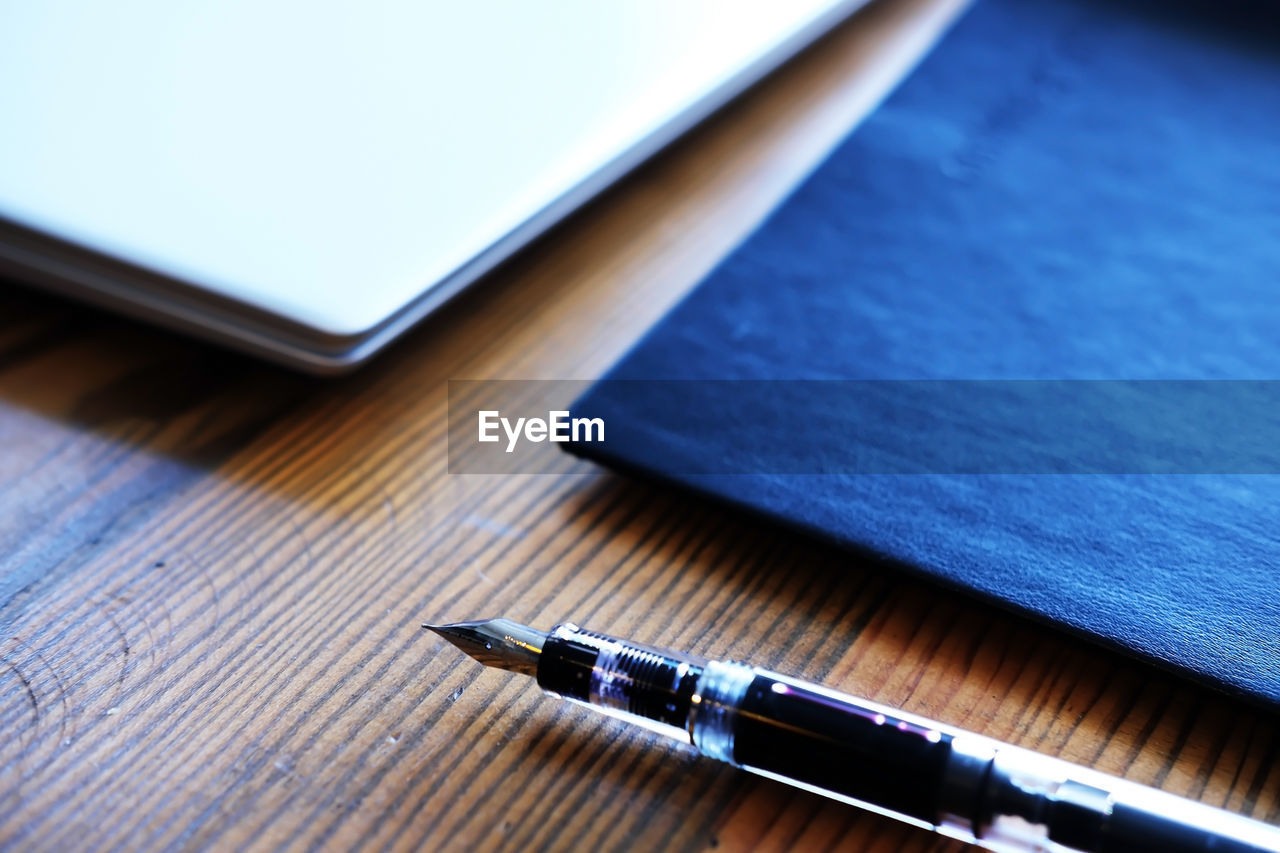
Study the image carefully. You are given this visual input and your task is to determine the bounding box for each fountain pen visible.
[425,618,1280,853]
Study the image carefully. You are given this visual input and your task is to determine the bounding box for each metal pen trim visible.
[688,659,754,763]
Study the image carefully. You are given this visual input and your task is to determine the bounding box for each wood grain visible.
[1,0,1276,850]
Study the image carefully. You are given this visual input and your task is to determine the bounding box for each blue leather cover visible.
[569,0,1280,705]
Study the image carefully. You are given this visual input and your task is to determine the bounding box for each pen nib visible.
[423,618,547,676]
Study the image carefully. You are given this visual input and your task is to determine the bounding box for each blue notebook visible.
[569,0,1280,706]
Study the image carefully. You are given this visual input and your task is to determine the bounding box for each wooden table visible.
[2,0,1277,849]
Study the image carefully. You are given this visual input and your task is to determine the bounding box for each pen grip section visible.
[536,623,705,740]
[732,672,953,824]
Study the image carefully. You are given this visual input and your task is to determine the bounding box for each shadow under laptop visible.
[0,284,327,611]
[0,284,317,456]
[0,185,616,625]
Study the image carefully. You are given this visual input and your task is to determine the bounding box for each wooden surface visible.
[2,0,1278,850]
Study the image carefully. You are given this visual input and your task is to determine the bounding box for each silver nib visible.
[423,618,547,676]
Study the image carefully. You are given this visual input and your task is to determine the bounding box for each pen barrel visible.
[536,623,706,742]
[703,668,955,825]
[703,669,1280,853]
[530,626,1280,853]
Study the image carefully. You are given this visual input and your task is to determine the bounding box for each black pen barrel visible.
[724,672,1280,853]
[730,672,953,824]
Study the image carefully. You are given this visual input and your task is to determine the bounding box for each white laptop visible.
[0,1,863,373]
